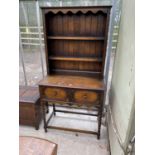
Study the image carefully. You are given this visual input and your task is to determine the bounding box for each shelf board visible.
[49,56,102,62]
[47,36,104,41]
[51,69,101,75]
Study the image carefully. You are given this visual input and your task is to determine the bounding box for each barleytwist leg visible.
[45,101,49,113]
[97,95,104,139]
[97,109,102,139]
[42,101,47,132]
[53,104,56,116]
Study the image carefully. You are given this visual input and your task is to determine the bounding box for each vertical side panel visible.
[42,10,49,74]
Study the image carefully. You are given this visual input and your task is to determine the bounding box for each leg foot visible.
[97,133,100,139]
[44,127,47,132]
[35,126,39,130]
[42,101,47,133]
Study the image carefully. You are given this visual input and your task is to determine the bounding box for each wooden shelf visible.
[49,56,102,62]
[51,69,101,75]
[47,36,104,41]
[43,6,110,78]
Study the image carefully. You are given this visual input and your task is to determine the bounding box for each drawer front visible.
[74,90,99,104]
[44,88,67,101]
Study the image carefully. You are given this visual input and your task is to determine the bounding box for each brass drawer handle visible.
[83,94,87,99]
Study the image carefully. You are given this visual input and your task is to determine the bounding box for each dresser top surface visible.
[38,75,105,91]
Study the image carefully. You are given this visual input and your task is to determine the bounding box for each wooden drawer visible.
[74,90,99,104]
[44,87,67,101]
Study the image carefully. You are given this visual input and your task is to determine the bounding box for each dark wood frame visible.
[41,6,111,78]
[40,90,104,139]
[39,6,111,139]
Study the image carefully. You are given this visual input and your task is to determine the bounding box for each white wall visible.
[108,0,135,154]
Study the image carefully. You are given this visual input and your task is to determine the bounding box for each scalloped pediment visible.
[44,8,108,15]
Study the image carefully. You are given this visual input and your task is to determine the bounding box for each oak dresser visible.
[39,6,111,139]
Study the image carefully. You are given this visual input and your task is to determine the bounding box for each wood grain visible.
[40,6,111,139]
[49,56,102,62]
[19,86,42,130]
[43,7,110,77]
[74,90,98,103]
[19,86,40,103]
[39,75,105,91]
[44,88,67,101]
[47,36,104,40]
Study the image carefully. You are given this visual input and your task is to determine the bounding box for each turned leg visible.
[97,95,104,139]
[42,101,47,132]
[97,109,102,139]
[45,101,49,113]
[53,104,56,116]
[34,106,39,130]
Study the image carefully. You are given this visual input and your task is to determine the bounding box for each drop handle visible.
[83,94,87,99]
